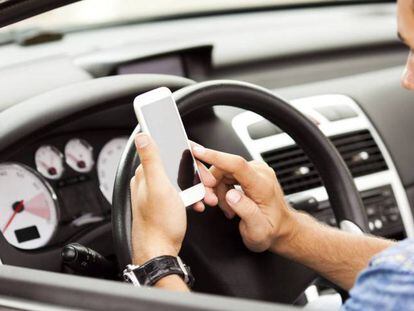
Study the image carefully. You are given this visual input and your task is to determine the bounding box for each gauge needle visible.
[67,153,86,169]
[66,153,79,163]
[39,160,49,170]
[3,200,24,233]
[39,160,57,176]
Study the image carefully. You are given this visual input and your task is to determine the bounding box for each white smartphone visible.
[133,87,205,207]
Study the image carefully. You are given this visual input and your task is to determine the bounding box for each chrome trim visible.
[177,256,189,284]
[232,94,414,237]
[123,264,141,287]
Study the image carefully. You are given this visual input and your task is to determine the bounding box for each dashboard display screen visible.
[117,55,185,76]
[141,97,200,191]
[15,225,40,243]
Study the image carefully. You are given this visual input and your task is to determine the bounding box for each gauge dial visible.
[65,138,94,173]
[97,137,128,204]
[0,163,58,250]
[34,145,64,180]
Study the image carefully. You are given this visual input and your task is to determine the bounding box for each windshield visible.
[2,0,354,33]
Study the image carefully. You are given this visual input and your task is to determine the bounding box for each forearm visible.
[154,275,189,292]
[272,210,395,290]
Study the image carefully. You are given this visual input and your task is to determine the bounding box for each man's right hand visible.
[193,144,394,290]
[192,144,296,253]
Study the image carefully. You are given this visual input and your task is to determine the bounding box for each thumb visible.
[135,133,166,181]
[225,189,262,227]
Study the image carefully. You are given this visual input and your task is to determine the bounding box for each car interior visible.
[0,0,412,310]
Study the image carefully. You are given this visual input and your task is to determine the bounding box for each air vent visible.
[331,130,388,177]
[262,130,388,195]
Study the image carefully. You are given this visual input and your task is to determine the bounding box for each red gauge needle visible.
[3,200,24,234]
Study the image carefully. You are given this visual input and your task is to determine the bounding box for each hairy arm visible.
[192,145,395,291]
[273,211,394,290]
[153,275,189,291]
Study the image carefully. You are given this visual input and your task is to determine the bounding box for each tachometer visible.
[0,163,58,250]
[65,138,94,173]
[97,137,128,204]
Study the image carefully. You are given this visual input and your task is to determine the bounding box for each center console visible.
[232,94,413,239]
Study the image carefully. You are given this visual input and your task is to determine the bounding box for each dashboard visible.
[0,132,128,250]
[1,87,411,257]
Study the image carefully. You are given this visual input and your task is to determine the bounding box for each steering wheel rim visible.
[113,80,368,302]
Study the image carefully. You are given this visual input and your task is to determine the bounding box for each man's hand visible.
[193,144,394,290]
[130,133,217,267]
[192,144,295,253]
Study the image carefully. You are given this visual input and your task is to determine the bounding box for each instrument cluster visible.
[0,132,129,251]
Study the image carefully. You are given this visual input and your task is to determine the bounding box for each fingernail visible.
[193,145,205,154]
[227,190,241,204]
[136,133,149,148]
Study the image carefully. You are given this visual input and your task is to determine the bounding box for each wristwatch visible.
[123,255,194,288]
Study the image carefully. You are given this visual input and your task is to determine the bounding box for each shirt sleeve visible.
[342,238,414,311]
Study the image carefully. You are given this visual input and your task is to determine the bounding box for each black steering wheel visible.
[112,80,369,303]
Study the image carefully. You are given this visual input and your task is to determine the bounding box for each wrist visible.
[131,223,182,265]
[125,255,193,290]
[269,207,302,255]
[133,245,179,266]
[154,274,189,291]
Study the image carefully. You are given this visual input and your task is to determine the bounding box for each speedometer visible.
[97,137,128,204]
[0,163,58,250]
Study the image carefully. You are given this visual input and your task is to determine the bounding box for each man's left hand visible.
[130,133,217,266]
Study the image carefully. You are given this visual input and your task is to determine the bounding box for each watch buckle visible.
[123,264,141,287]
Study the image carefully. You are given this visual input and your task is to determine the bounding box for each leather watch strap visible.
[124,255,194,287]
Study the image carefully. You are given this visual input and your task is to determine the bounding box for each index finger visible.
[192,145,256,188]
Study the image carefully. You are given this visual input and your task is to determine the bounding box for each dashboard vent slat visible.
[261,130,388,195]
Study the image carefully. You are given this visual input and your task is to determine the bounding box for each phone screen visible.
[140,97,201,192]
